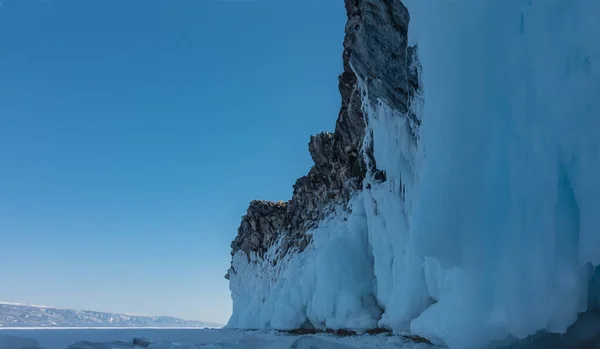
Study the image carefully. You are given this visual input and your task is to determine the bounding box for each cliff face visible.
[227,0,418,279]
[226,0,422,334]
[225,0,600,348]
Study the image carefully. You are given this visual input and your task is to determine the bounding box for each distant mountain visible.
[0,302,222,328]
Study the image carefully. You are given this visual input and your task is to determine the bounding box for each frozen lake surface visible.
[2,321,600,348]
[0,328,435,349]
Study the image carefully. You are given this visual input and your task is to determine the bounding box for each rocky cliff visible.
[227,0,419,280]
[226,0,422,334]
[224,0,600,348]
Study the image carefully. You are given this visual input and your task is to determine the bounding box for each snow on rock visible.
[227,0,600,348]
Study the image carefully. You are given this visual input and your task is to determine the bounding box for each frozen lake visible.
[0,328,434,349]
[2,325,599,349]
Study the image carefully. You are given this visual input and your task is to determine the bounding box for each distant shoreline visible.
[0,302,224,329]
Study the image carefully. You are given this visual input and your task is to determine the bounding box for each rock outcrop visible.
[229,200,288,262]
[227,0,420,318]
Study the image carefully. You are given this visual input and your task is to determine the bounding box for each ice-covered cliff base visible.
[228,1,600,348]
[405,0,600,347]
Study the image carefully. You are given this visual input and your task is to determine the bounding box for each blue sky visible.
[0,0,346,324]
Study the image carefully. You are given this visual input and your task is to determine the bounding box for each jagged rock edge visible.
[226,0,424,335]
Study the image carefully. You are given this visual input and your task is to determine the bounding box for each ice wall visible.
[403,0,600,347]
[228,204,382,332]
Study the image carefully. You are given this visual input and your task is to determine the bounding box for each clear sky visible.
[0,0,346,324]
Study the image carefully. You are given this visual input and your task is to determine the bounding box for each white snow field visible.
[228,1,600,349]
[0,329,436,349]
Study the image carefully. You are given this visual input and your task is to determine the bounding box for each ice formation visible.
[227,0,600,348]
[404,0,600,346]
